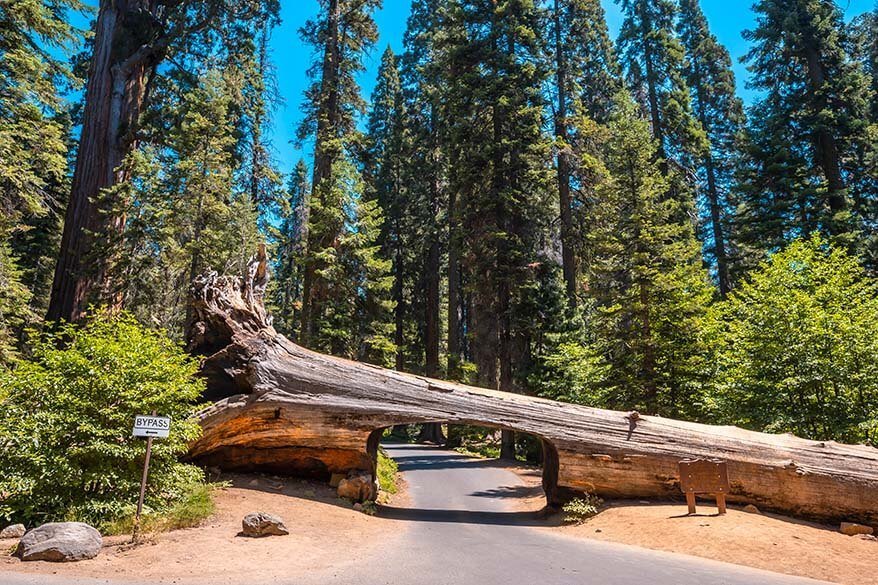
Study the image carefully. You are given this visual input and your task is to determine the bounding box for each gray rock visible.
[840,522,874,536]
[0,524,26,539]
[742,504,761,514]
[15,522,102,562]
[241,512,289,537]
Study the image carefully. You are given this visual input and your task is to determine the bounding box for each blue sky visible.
[270,0,873,175]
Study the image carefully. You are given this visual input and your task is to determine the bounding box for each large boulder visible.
[15,522,102,562]
[0,524,26,539]
[241,512,289,537]
[337,472,378,503]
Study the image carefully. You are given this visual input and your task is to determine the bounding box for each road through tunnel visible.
[366,424,566,509]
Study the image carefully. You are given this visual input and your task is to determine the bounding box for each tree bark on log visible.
[186,257,878,525]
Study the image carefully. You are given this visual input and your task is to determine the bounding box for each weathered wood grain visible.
[186,257,878,525]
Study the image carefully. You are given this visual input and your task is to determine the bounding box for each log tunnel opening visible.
[365,424,564,510]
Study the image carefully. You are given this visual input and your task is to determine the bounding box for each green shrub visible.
[712,236,878,445]
[0,312,207,527]
[377,447,398,495]
[562,495,603,524]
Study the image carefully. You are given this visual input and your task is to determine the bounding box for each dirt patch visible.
[509,466,877,584]
[1,473,408,584]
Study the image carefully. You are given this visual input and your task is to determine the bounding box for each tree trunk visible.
[186,263,878,525]
[704,153,730,297]
[554,0,577,308]
[446,187,462,380]
[691,71,731,298]
[299,0,341,344]
[47,0,163,323]
[801,30,847,220]
[638,2,667,167]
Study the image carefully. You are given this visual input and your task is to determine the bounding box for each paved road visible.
[2,443,829,585]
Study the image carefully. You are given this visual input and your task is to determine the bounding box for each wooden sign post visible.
[132,413,171,540]
[678,459,730,515]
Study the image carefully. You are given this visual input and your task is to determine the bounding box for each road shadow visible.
[469,484,545,500]
[378,505,549,527]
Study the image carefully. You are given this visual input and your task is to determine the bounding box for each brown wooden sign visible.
[679,459,730,515]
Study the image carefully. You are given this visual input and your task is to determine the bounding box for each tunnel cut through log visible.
[364,425,561,507]
[185,254,878,525]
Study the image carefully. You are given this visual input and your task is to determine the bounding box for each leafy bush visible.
[562,495,603,524]
[533,342,610,406]
[0,312,207,527]
[376,447,399,495]
[712,236,878,445]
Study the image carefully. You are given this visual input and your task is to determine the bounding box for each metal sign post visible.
[132,413,171,541]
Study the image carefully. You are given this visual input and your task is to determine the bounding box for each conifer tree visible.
[448,0,553,457]
[587,94,714,419]
[617,0,707,179]
[738,0,872,256]
[297,0,382,346]
[848,9,878,268]
[400,0,449,383]
[272,161,310,336]
[550,0,621,307]
[365,47,409,371]
[0,0,80,356]
[677,0,745,297]
[121,71,260,336]
[47,0,274,323]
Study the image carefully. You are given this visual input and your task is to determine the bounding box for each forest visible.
[2,0,878,465]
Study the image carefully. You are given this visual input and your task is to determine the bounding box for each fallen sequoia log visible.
[186,252,878,525]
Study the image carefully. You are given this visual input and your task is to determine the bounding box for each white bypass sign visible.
[132,415,171,438]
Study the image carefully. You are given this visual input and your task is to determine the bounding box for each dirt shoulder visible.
[511,466,877,585]
[1,473,408,584]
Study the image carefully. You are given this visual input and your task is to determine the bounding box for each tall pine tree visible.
[550,0,621,307]
[617,0,707,180]
[678,0,745,297]
[449,0,553,457]
[0,0,80,357]
[738,0,872,260]
[587,94,714,419]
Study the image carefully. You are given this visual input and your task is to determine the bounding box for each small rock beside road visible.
[337,472,378,503]
[15,522,102,562]
[241,512,289,537]
[0,524,26,539]
[840,522,874,537]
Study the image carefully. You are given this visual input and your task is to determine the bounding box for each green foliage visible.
[122,70,262,336]
[736,0,873,263]
[0,0,80,356]
[712,236,878,445]
[376,447,399,496]
[534,342,610,406]
[585,94,715,419]
[0,313,207,527]
[677,0,744,295]
[562,494,603,524]
[302,157,396,365]
[270,160,310,336]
